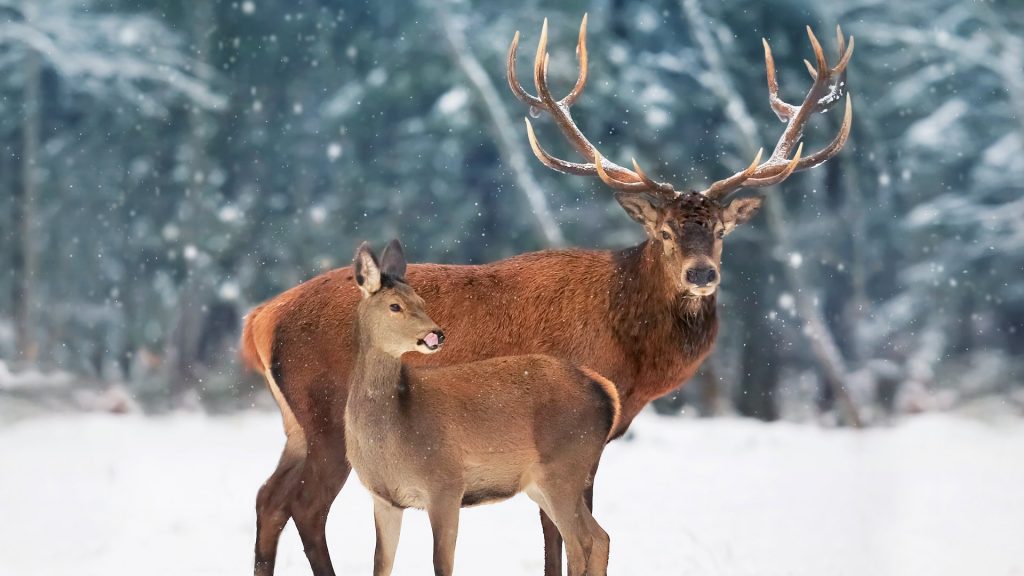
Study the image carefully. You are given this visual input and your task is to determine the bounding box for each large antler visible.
[507,15,677,199]
[701,26,854,200]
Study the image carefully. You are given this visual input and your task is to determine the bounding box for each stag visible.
[242,15,852,576]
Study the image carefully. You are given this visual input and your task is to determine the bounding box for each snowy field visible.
[2,411,1023,576]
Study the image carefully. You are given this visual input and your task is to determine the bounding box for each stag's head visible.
[353,240,445,357]
[508,15,853,298]
[615,191,762,296]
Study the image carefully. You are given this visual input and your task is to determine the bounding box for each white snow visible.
[436,87,471,116]
[327,142,343,161]
[1,412,1022,576]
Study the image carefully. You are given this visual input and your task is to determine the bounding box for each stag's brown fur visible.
[246,14,854,573]
[342,241,617,575]
[245,191,761,576]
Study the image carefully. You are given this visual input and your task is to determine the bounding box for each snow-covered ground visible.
[2,411,1022,576]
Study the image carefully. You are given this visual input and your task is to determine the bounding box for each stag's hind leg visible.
[578,499,609,576]
[255,368,309,576]
[527,482,594,576]
[254,442,305,576]
[290,426,351,576]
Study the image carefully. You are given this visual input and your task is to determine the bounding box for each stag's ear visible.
[379,239,407,282]
[721,196,764,235]
[614,193,661,235]
[353,242,382,298]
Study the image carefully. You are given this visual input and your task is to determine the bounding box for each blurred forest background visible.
[1,0,1022,423]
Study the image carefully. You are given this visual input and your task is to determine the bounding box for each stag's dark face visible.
[616,191,763,298]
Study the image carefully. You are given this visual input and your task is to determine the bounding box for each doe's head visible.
[353,239,444,357]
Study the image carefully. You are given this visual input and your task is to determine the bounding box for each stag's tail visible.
[240,304,268,373]
[579,366,621,442]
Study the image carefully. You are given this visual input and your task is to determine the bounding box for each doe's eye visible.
[389,304,402,312]
[661,231,671,240]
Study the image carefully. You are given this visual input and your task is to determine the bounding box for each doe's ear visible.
[721,196,764,235]
[379,238,407,282]
[614,193,661,234]
[353,242,382,298]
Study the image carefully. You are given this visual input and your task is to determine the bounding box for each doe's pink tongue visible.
[423,332,440,348]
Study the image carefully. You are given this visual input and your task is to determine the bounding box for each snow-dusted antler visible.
[701,26,854,200]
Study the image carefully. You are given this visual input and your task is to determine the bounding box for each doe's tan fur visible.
[344,240,616,576]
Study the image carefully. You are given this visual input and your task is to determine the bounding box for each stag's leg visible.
[537,460,599,576]
[426,491,463,576]
[540,509,564,576]
[372,497,404,576]
[528,483,592,576]
[582,462,610,575]
[579,499,609,576]
[290,427,351,576]
[254,441,305,576]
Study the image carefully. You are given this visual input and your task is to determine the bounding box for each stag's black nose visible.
[686,267,718,286]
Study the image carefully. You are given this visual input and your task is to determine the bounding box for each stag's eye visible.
[716,229,725,239]
[389,304,402,313]
[661,231,671,240]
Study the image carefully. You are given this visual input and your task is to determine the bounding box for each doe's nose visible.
[685,266,718,287]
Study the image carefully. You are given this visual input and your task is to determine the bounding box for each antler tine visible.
[803,59,818,80]
[700,25,853,200]
[508,16,676,196]
[743,143,803,187]
[703,148,764,200]
[562,13,589,107]
[806,26,827,79]
[594,151,660,192]
[524,117,597,176]
[795,93,852,169]
[507,30,543,108]
[631,158,674,193]
[833,34,854,76]
[764,38,797,121]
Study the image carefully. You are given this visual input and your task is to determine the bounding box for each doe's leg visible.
[426,492,463,576]
[372,497,404,576]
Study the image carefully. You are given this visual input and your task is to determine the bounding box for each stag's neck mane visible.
[609,241,718,369]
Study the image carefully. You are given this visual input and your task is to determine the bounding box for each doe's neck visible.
[351,323,405,398]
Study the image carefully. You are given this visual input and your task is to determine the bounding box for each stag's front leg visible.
[372,497,404,576]
[427,491,463,576]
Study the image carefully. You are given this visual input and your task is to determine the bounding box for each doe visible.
[345,239,619,576]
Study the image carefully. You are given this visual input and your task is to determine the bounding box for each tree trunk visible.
[164,1,215,405]
[431,2,566,248]
[735,284,780,421]
[12,48,41,367]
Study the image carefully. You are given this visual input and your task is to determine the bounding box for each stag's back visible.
[242,250,639,417]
